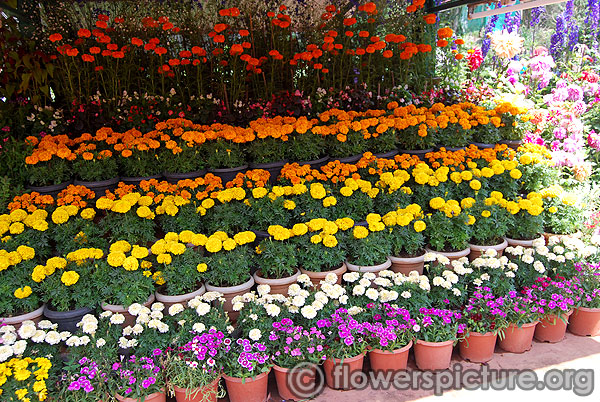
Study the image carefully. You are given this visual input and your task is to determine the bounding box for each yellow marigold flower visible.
[519,154,532,165]
[31,265,46,282]
[205,236,223,253]
[9,222,25,234]
[110,240,132,253]
[191,233,208,246]
[307,218,327,231]
[272,186,285,197]
[223,238,236,251]
[17,245,35,261]
[61,270,80,286]
[481,210,491,218]
[460,171,473,181]
[164,203,179,216]
[9,209,27,222]
[141,260,152,269]
[469,179,481,191]
[450,172,462,184]
[136,206,152,219]
[179,230,194,244]
[131,245,149,259]
[164,232,179,242]
[292,223,308,236]
[509,169,522,179]
[283,200,296,210]
[80,208,96,220]
[548,206,558,213]
[323,196,337,207]
[111,199,132,214]
[322,235,338,248]
[340,187,353,197]
[96,198,114,210]
[201,198,215,209]
[169,242,186,255]
[367,188,380,198]
[310,234,322,244]
[14,286,32,299]
[413,220,426,232]
[138,195,153,206]
[123,256,139,271]
[382,212,397,226]
[335,217,355,231]
[429,197,445,210]
[197,263,208,273]
[309,183,326,200]
[353,226,369,239]
[153,271,165,285]
[107,252,126,267]
[212,231,228,241]
[252,187,268,199]
[467,214,476,225]
[157,253,173,265]
[561,194,577,206]
[151,240,167,255]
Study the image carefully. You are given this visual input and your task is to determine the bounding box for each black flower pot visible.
[249,160,288,184]
[470,142,496,149]
[297,155,330,170]
[120,174,163,187]
[332,153,363,164]
[163,169,207,184]
[208,165,248,185]
[27,180,73,197]
[374,149,399,159]
[499,139,523,151]
[397,148,433,160]
[43,305,94,333]
[74,177,120,199]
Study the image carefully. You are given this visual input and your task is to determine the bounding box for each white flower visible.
[533,261,546,273]
[193,323,206,333]
[432,277,444,286]
[0,345,14,362]
[38,320,54,330]
[535,246,549,256]
[82,322,98,335]
[473,279,483,286]
[287,284,301,296]
[365,288,379,301]
[413,324,421,332]
[168,304,184,316]
[342,272,360,282]
[339,295,349,304]
[553,245,565,255]
[31,330,46,343]
[96,338,106,348]
[505,271,515,278]
[66,336,81,347]
[379,290,398,303]
[265,304,281,317]
[127,338,139,348]
[110,313,125,325]
[452,288,462,296]
[150,310,164,320]
[127,303,143,316]
[227,325,234,334]
[324,273,338,285]
[522,255,534,264]
[485,248,498,257]
[232,302,244,311]
[314,292,328,304]
[250,314,258,321]
[80,314,98,325]
[353,285,365,296]
[373,277,391,287]
[441,280,452,289]
[100,311,113,318]
[123,326,134,336]
[363,272,376,281]
[359,278,371,287]
[436,255,450,265]
[347,306,363,315]
[249,329,262,341]
[378,269,394,278]
[60,331,71,341]
[531,237,545,248]
[158,322,169,333]
[188,297,202,309]
[136,314,150,325]
[480,273,490,281]
[401,291,412,299]
[257,284,271,296]
[18,323,36,340]
[132,324,144,335]
[297,274,312,286]
[565,252,575,260]
[2,332,16,345]
[196,302,211,316]
[292,296,306,307]
[12,340,26,355]
[423,252,437,262]
[312,300,324,310]
[44,331,61,345]
[301,305,317,320]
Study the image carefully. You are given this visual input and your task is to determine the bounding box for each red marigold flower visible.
[49,33,63,42]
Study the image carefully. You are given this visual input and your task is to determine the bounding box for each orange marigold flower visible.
[424,13,437,24]
[49,33,63,42]
[78,29,91,38]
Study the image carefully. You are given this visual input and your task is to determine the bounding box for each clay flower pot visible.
[389,254,425,275]
[101,294,155,328]
[345,258,392,274]
[499,322,538,353]
[300,263,347,288]
[223,368,270,402]
[253,269,300,296]
[505,236,543,248]
[273,363,317,400]
[205,276,254,323]
[414,339,454,371]
[468,238,508,261]
[459,331,497,363]
[155,284,206,310]
[172,375,220,402]
[323,353,365,390]
[368,340,413,373]
[569,307,600,337]
[425,247,470,268]
[115,390,166,402]
[1,304,45,331]
[535,311,573,343]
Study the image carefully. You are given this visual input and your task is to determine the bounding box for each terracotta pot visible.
[505,236,543,248]
[297,155,330,170]
[468,238,508,261]
[425,247,470,268]
[543,231,582,244]
[535,311,573,343]
[300,263,347,288]
[323,353,365,390]
[43,305,94,333]
[459,331,497,363]
[414,339,454,371]
[205,276,254,322]
[172,375,220,402]
[345,258,392,273]
[101,294,155,328]
[208,165,248,185]
[115,390,166,402]
[223,369,270,402]
[499,322,538,353]
[253,269,300,296]
[389,254,425,275]
[1,304,45,331]
[249,160,288,184]
[155,284,206,310]
[569,307,600,337]
[368,340,412,373]
[273,363,317,400]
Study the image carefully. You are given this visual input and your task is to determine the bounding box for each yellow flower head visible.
[14,286,32,299]
[353,226,369,239]
[61,270,80,286]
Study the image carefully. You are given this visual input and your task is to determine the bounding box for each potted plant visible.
[150,235,207,309]
[465,196,510,260]
[205,140,247,184]
[424,197,472,263]
[385,207,427,275]
[0,246,44,329]
[247,131,288,184]
[0,356,54,402]
[325,120,367,163]
[96,193,157,245]
[412,307,466,371]
[286,123,328,168]
[253,233,299,295]
[366,304,415,373]
[293,222,347,287]
[331,178,375,222]
[531,276,578,343]
[165,329,229,402]
[110,354,166,402]
[40,249,104,332]
[97,241,157,327]
[397,121,436,154]
[222,338,272,402]
[505,194,546,247]
[269,318,327,400]
[541,190,584,240]
[25,144,73,195]
[117,145,164,186]
[158,141,207,183]
[344,222,392,273]
[246,186,291,232]
[470,117,501,147]
[60,356,111,402]
[51,206,108,255]
[458,287,508,363]
[321,308,368,390]
[569,263,600,337]
[72,149,120,193]
[499,289,543,353]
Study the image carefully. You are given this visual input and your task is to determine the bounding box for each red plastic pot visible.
[569,307,600,337]
[499,322,538,353]
[222,369,270,402]
[414,339,454,371]
[323,353,365,390]
[459,331,497,363]
[368,340,412,373]
[534,311,572,343]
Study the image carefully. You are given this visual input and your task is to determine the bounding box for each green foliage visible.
[158,145,206,174]
[389,224,425,257]
[425,211,471,252]
[286,131,326,162]
[157,203,204,234]
[344,229,392,266]
[155,249,206,296]
[205,246,253,287]
[95,262,156,307]
[100,212,157,245]
[326,128,367,158]
[293,235,346,272]
[205,140,246,169]
[51,216,108,255]
[247,136,287,164]
[255,238,297,279]
[0,260,41,317]
[26,158,71,186]
[40,260,100,311]
[118,149,162,178]
[397,125,436,151]
[71,156,119,182]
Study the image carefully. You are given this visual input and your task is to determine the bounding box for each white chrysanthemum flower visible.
[38,320,54,330]
[66,336,80,347]
[373,277,391,287]
[100,311,113,319]
[365,288,379,300]
[136,314,150,325]
[553,245,565,255]
[432,277,444,286]
[287,284,301,297]
[31,330,46,343]
[378,269,394,278]
[342,272,360,282]
[110,313,125,325]
[301,305,317,319]
[297,274,312,286]
[565,251,575,260]
[353,285,365,296]
[289,305,299,314]
[232,302,244,312]
[127,338,139,347]
[363,272,376,281]
[127,303,143,316]
[437,255,450,265]
[535,246,549,256]
[202,292,223,302]
[441,280,452,289]
[265,304,281,317]
[312,300,324,310]
[151,302,165,312]
[227,325,234,334]
[358,278,371,287]
[168,304,184,316]
[17,323,36,340]
[188,297,202,309]
[82,322,98,335]
[60,331,71,341]
[249,314,258,321]
[324,272,338,285]
[505,271,515,278]
[132,324,143,335]
[419,280,431,291]
[289,296,304,307]
[158,322,169,333]
[44,331,61,345]
[96,338,106,347]
[12,340,26,355]
[347,306,363,315]
[193,323,206,333]
[196,303,211,316]
[150,310,164,320]
[480,273,490,281]
[485,248,498,257]
[123,326,134,336]
[249,328,262,341]
[522,255,534,264]
[79,336,90,346]
[81,314,98,325]
[257,284,271,296]
[423,252,437,262]
[0,345,14,362]
[314,292,328,305]
[1,332,16,345]
[533,261,546,273]
[339,295,349,304]
[473,278,483,286]
[452,288,462,296]
[531,237,545,248]
[401,291,412,299]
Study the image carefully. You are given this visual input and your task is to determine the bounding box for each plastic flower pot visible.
[273,363,317,401]
[368,340,413,373]
[208,165,248,185]
[297,155,329,170]
[468,238,508,261]
[101,294,155,328]
[459,331,497,363]
[499,322,538,353]
[253,269,300,296]
[414,339,454,371]
[424,247,470,268]
[172,376,220,402]
[27,180,73,197]
[115,390,166,402]
[1,304,45,331]
[345,258,392,274]
[43,305,93,333]
[163,169,206,184]
[249,160,288,184]
[569,307,600,337]
[534,311,573,343]
[205,276,254,323]
[389,253,425,275]
[223,369,270,402]
[323,353,365,390]
[155,284,206,310]
[300,263,347,288]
